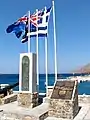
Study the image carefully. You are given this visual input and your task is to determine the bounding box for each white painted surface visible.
[19,53,37,93]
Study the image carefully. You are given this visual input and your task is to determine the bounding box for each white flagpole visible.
[45,7,48,95]
[36,9,39,92]
[52,0,57,82]
[28,11,30,53]
[45,36,48,95]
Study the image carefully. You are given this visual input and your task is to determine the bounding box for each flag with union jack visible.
[6,15,27,38]
[6,9,44,39]
[21,7,52,43]
[6,7,52,42]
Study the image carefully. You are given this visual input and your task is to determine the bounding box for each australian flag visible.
[21,7,52,43]
[6,15,27,38]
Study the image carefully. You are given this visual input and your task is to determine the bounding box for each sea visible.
[0,73,90,95]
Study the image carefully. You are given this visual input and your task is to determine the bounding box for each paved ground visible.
[74,103,90,120]
[0,96,90,120]
[0,101,49,115]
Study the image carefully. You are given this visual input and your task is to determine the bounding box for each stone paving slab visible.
[82,106,90,120]
[0,101,50,120]
[74,104,90,120]
[0,101,49,114]
[45,117,70,120]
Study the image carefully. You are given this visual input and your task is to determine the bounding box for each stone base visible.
[48,99,79,119]
[17,92,38,108]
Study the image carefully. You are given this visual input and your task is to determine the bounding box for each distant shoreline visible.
[0,73,89,75]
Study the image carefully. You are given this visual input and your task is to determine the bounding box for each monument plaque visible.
[19,53,37,92]
[51,81,75,99]
[18,53,38,108]
[49,80,79,119]
[22,56,29,91]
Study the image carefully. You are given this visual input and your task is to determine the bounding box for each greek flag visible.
[21,7,52,43]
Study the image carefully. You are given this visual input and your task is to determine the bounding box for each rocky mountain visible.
[74,63,90,73]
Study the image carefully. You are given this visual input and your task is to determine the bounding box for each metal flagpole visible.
[52,0,57,82]
[45,36,48,95]
[44,7,48,95]
[28,11,30,53]
[36,9,39,92]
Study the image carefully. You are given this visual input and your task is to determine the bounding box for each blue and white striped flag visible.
[21,7,52,43]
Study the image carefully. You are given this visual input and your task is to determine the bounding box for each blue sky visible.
[0,0,90,74]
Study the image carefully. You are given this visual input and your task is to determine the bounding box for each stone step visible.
[0,102,50,120]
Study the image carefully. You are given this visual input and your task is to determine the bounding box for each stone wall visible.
[0,94,17,105]
[17,92,38,108]
[48,99,78,119]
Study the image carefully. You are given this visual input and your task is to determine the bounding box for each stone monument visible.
[48,80,79,119]
[17,53,38,108]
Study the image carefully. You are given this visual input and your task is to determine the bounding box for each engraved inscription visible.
[51,81,75,99]
[22,56,29,91]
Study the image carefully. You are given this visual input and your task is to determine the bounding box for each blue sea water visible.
[0,73,90,95]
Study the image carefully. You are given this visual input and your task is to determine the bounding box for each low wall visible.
[78,95,90,104]
[0,94,17,105]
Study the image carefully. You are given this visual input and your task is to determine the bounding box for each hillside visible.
[74,63,90,73]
